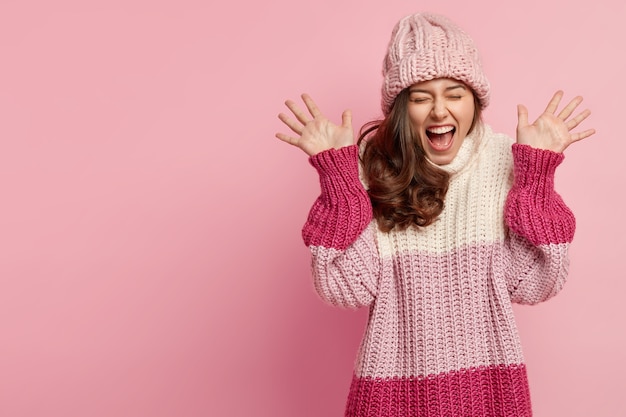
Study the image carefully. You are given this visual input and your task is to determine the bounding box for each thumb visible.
[517,104,529,128]
[341,109,352,129]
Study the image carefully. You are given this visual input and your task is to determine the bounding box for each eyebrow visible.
[409,84,467,94]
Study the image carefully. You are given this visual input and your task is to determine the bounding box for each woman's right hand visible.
[276,94,354,156]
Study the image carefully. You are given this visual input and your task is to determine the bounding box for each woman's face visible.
[407,78,476,165]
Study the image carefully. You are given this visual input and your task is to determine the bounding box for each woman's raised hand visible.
[276,94,354,156]
[516,91,596,153]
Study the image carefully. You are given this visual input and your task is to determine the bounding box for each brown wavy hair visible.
[358,88,481,232]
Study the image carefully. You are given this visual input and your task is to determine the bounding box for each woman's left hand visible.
[516,91,596,153]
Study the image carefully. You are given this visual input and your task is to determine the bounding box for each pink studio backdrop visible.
[0,0,623,416]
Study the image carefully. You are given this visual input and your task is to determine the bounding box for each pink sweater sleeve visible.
[505,144,575,245]
[302,145,373,250]
[503,144,575,305]
[302,145,379,309]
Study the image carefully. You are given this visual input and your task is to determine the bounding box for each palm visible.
[516,91,595,153]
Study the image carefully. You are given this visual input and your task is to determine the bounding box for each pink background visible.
[0,0,623,416]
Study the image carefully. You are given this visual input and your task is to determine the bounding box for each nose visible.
[431,99,448,120]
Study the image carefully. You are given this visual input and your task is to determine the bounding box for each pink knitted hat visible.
[381,13,490,115]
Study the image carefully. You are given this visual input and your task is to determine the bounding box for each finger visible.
[569,128,596,144]
[301,93,322,118]
[544,90,564,115]
[517,104,529,128]
[341,109,352,129]
[275,132,299,147]
[284,99,311,125]
[557,96,583,121]
[278,112,303,135]
[565,109,592,131]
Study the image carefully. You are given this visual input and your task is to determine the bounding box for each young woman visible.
[276,12,595,417]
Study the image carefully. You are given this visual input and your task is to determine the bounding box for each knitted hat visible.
[381,13,490,115]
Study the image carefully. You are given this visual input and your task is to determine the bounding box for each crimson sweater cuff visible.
[303,145,372,250]
[506,144,575,245]
[309,145,362,189]
[511,144,563,198]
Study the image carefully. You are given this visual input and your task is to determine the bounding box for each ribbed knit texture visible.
[303,145,373,250]
[303,125,574,416]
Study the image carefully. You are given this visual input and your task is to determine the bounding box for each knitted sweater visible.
[302,125,574,417]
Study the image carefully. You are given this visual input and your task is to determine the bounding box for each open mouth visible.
[426,126,456,151]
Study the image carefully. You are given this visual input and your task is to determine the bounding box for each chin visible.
[427,154,454,166]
